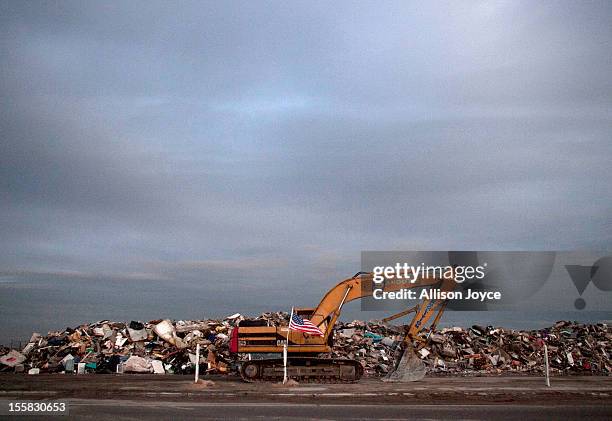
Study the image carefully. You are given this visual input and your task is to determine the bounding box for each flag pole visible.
[284,307,293,384]
[194,343,200,384]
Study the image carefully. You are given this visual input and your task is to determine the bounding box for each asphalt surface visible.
[0,375,610,419]
[46,401,612,420]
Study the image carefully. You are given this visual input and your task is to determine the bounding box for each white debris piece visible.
[0,350,26,367]
[419,348,431,358]
[151,359,165,374]
[124,356,153,373]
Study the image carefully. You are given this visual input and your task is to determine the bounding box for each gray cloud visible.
[1,1,611,338]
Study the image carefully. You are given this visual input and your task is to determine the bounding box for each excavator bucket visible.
[382,343,426,382]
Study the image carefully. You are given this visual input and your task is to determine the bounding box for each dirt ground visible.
[0,374,610,405]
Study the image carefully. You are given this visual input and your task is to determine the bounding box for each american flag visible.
[289,313,324,336]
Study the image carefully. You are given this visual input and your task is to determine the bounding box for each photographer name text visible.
[373,288,501,302]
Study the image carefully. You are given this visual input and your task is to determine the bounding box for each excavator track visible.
[240,358,363,383]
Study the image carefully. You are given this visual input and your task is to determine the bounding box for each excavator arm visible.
[308,271,456,341]
[233,270,458,382]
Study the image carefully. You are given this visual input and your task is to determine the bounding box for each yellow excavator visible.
[229,271,457,382]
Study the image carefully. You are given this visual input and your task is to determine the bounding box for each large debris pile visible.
[1,315,610,377]
[332,320,401,376]
[334,320,611,376]
[0,316,244,375]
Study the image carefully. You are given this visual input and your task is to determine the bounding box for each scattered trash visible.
[1,315,609,377]
[0,316,237,375]
[331,319,611,376]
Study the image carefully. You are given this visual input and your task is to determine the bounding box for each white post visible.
[544,344,550,387]
[194,343,200,384]
[284,307,293,384]
[283,342,288,384]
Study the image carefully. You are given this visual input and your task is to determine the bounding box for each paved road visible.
[39,400,612,420]
[1,375,610,419]
[1,374,610,405]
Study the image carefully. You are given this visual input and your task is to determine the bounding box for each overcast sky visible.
[1,0,611,322]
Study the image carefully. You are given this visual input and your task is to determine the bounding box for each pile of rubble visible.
[1,315,610,377]
[0,316,244,375]
[334,320,611,376]
[0,312,289,375]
